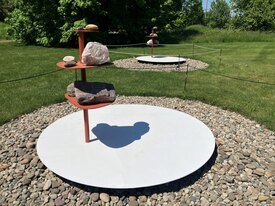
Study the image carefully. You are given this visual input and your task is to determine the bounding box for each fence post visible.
[192,43,194,58]
[219,48,222,67]
[184,64,189,91]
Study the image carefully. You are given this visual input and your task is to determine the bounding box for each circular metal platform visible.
[136,55,186,64]
[37,104,215,189]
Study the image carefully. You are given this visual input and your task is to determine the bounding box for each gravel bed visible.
[0,96,274,206]
[113,58,208,72]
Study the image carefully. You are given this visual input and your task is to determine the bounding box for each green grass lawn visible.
[0,26,274,131]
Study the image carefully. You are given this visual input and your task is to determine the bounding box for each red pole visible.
[83,109,90,143]
[77,31,87,81]
[78,30,89,142]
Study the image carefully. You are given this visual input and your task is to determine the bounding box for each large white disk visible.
[37,104,215,189]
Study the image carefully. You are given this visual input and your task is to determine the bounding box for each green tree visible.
[7,0,164,45]
[183,0,204,26]
[156,0,204,31]
[0,0,14,21]
[231,0,275,31]
[6,0,62,45]
[6,0,206,46]
[154,0,183,31]
[207,0,231,28]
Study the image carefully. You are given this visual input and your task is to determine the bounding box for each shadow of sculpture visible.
[91,121,150,148]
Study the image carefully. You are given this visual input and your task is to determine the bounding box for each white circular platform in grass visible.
[136,55,186,64]
[37,104,215,189]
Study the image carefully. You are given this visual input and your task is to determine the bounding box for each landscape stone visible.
[228,192,236,201]
[128,200,139,206]
[253,168,265,176]
[91,193,99,202]
[100,193,110,203]
[43,179,52,191]
[0,163,10,171]
[258,195,269,201]
[26,141,36,149]
[21,177,31,185]
[138,195,147,202]
[55,198,65,206]
[110,196,119,203]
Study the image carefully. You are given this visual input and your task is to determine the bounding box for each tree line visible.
[1,0,274,46]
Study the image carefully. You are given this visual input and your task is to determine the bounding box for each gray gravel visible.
[113,58,208,72]
[0,96,274,206]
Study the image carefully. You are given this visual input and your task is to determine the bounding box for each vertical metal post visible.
[177,55,180,70]
[83,109,90,143]
[78,32,85,59]
[184,64,189,91]
[78,30,89,143]
[78,31,87,81]
[192,43,195,58]
[219,49,222,67]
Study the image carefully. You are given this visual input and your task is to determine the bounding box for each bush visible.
[6,0,62,46]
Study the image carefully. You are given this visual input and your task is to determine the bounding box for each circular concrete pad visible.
[136,55,186,64]
[37,104,215,189]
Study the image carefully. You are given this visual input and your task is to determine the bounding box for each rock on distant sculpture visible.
[146,26,159,46]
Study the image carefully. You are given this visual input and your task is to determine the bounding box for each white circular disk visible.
[136,55,186,64]
[37,104,215,189]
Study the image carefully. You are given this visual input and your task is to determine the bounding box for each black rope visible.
[200,69,275,86]
[0,69,63,84]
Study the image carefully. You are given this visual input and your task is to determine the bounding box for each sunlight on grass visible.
[0,29,274,131]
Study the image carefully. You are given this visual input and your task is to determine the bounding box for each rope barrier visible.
[107,43,145,47]
[0,69,63,84]
[106,42,220,52]
[199,70,275,86]
[193,44,220,51]
[109,49,220,57]
[0,43,273,86]
[109,50,145,56]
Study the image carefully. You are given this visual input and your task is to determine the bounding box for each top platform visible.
[76,29,99,33]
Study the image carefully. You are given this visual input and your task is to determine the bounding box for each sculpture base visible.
[136,55,186,64]
[37,104,215,189]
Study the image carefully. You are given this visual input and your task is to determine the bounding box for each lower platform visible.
[37,104,215,189]
[136,55,186,64]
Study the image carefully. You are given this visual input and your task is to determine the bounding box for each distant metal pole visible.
[184,64,189,91]
[177,55,180,70]
[219,48,222,67]
[192,43,195,58]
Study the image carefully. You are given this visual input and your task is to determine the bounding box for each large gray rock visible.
[73,81,116,105]
[82,42,110,65]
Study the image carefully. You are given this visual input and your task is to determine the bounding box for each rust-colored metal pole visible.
[77,31,87,81]
[78,30,89,142]
[83,109,90,143]
[78,32,85,59]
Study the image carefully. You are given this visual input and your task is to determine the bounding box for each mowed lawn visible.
[0,39,274,131]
